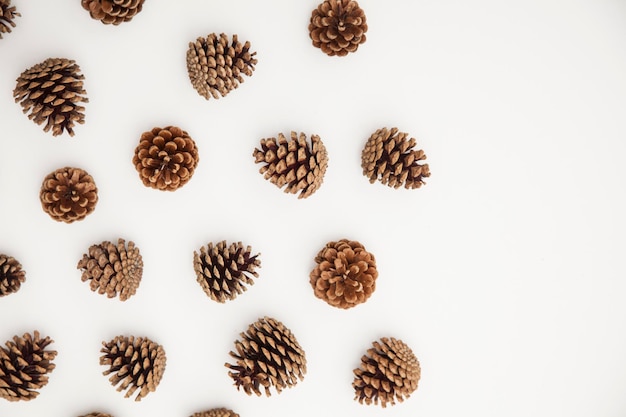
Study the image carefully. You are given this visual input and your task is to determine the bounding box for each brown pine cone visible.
[100,335,166,401]
[0,0,20,39]
[40,166,98,223]
[225,316,306,396]
[78,413,114,417]
[0,331,57,402]
[253,131,328,199]
[13,57,88,136]
[0,254,25,297]
[187,33,257,100]
[191,408,239,417]
[77,239,143,301]
[309,0,368,56]
[353,337,420,408]
[81,0,145,25]
[133,126,199,191]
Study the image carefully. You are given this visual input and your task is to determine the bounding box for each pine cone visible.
[353,337,420,408]
[77,239,143,301]
[78,413,113,417]
[0,254,25,297]
[0,331,57,402]
[13,57,88,136]
[253,131,328,199]
[0,0,20,39]
[81,0,145,25]
[309,0,368,57]
[133,126,199,191]
[187,33,257,100]
[191,408,239,417]
[193,241,261,303]
[225,316,306,396]
[100,335,166,401]
[361,127,430,189]
[40,166,98,223]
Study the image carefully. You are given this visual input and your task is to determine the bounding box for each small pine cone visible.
[361,127,430,189]
[309,0,368,57]
[100,335,166,402]
[13,57,88,136]
[40,166,98,223]
[77,239,143,301]
[353,337,421,408]
[187,33,257,100]
[133,126,199,191]
[225,316,306,397]
[0,0,20,39]
[78,414,114,417]
[191,408,239,417]
[0,331,57,402]
[0,254,25,297]
[253,131,328,199]
[309,239,377,309]
[81,0,145,25]
[193,241,261,303]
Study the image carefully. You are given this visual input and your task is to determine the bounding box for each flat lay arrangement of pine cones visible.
[81,0,145,25]
[0,254,25,297]
[309,0,368,56]
[0,0,19,39]
[39,166,98,223]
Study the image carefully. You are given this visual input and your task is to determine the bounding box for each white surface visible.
[1,1,626,416]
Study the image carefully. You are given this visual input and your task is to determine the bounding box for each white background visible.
[1,1,626,416]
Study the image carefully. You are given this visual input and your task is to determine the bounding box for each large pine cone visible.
[78,414,113,417]
[0,0,20,39]
[253,131,328,199]
[310,239,377,309]
[40,166,98,223]
[309,0,368,57]
[77,239,143,301]
[187,33,257,100]
[0,254,25,297]
[81,0,145,25]
[100,335,166,401]
[191,408,239,417]
[225,317,306,396]
[13,57,88,136]
[361,127,430,189]
[0,331,57,402]
[353,337,420,407]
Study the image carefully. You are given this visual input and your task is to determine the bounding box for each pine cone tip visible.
[309,0,368,56]
[40,166,98,223]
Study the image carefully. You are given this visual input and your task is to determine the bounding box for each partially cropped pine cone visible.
[81,0,145,25]
[40,166,98,223]
[187,33,257,100]
[78,413,114,417]
[0,331,57,402]
[253,131,328,199]
[100,335,166,401]
[133,126,199,191]
[191,408,239,417]
[0,254,25,297]
[0,0,20,39]
[361,127,430,189]
[225,317,306,396]
[309,0,368,56]
[77,239,143,301]
[13,58,88,136]
[353,337,420,408]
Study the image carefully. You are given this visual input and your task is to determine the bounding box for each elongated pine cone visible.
[362,127,430,189]
[133,126,199,191]
[0,254,25,297]
[353,337,420,408]
[187,33,257,100]
[225,317,306,396]
[40,166,98,223]
[309,0,367,56]
[77,239,143,301]
[78,413,113,417]
[0,0,20,39]
[13,58,88,136]
[253,131,328,199]
[310,239,377,309]
[191,408,239,417]
[100,335,166,401]
[81,0,145,25]
[0,331,57,402]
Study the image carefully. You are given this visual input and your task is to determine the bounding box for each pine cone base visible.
[0,254,25,297]
[40,166,98,223]
[0,0,20,39]
[191,408,240,417]
[309,0,368,56]
[81,0,145,25]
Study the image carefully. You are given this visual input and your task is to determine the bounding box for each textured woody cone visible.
[353,337,420,407]
[225,317,306,396]
[0,331,57,402]
[361,127,430,189]
[81,0,145,25]
[100,335,166,401]
[310,239,377,309]
[77,239,143,301]
[40,166,98,223]
[191,408,239,417]
[0,254,25,297]
[0,0,20,39]
[309,0,368,56]
[13,57,88,136]
[78,413,114,417]
[187,33,257,100]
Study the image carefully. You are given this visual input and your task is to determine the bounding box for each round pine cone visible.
[309,0,368,56]
[361,127,430,189]
[0,0,20,39]
[191,408,239,417]
[353,337,420,408]
[187,33,257,100]
[13,57,88,136]
[253,131,328,199]
[0,331,57,402]
[81,0,145,25]
[310,239,377,309]
[77,238,143,301]
[100,335,166,402]
[133,126,199,191]
[225,317,306,397]
[78,414,113,417]
[40,166,98,223]
[0,254,25,297]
